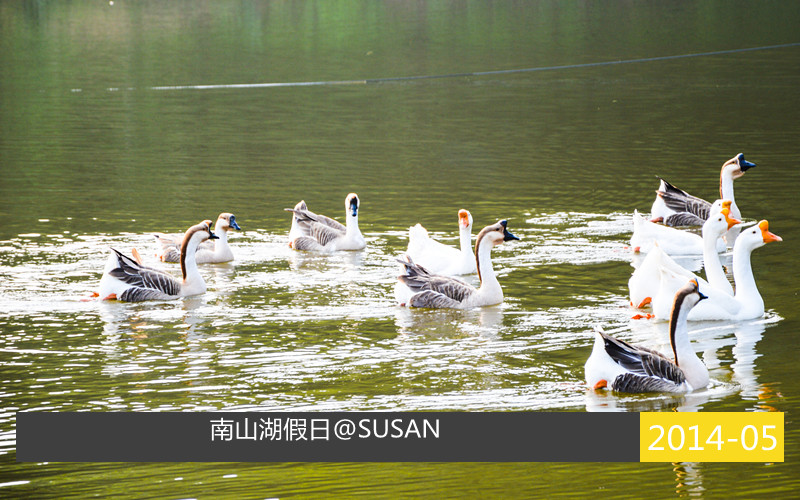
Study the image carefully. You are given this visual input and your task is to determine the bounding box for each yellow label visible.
[640,412,783,462]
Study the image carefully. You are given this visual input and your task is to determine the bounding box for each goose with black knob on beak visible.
[285,193,366,252]
[395,220,519,309]
[154,213,241,263]
[651,153,755,244]
[406,209,476,276]
[585,279,709,394]
[98,220,217,302]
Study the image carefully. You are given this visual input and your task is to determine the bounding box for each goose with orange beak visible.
[98,220,218,302]
[629,200,740,309]
[406,209,476,276]
[586,280,709,393]
[395,220,518,309]
[652,220,782,321]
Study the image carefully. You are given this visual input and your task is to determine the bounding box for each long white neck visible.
[720,171,735,202]
[459,225,472,254]
[732,239,763,315]
[702,225,733,295]
[180,234,207,296]
[346,213,361,238]
[671,304,708,390]
[211,226,232,259]
[475,240,502,298]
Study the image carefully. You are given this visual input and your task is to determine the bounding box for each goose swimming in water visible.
[651,220,782,321]
[154,213,241,263]
[395,220,519,309]
[405,209,476,276]
[285,193,366,252]
[651,153,755,244]
[98,220,217,302]
[630,209,726,255]
[629,201,739,309]
[585,279,709,393]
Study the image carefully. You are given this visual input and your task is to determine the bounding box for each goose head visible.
[722,153,756,180]
[703,201,740,237]
[193,219,218,242]
[732,219,781,255]
[346,193,360,218]
[216,213,241,232]
[458,209,473,230]
[477,220,519,248]
[673,279,708,316]
[719,203,740,230]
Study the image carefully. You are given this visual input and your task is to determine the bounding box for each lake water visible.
[2,1,799,497]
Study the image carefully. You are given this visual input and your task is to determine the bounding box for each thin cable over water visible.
[74,42,800,93]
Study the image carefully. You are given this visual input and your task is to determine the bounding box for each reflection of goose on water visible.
[395,220,519,309]
[629,202,739,309]
[652,220,782,321]
[650,153,755,246]
[406,209,476,276]
[154,212,241,263]
[98,220,217,302]
[285,193,366,252]
[586,280,709,393]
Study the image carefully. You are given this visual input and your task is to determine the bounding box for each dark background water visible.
[1,1,799,497]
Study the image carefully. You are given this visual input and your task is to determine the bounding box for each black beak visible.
[737,153,756,171]
[350,202,358,217]
[209,230,219,240]
[500,220,520,241]
[229,215,241,231]
[697,290,708,301]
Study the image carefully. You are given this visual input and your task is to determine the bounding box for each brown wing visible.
[656,178,712,222]
[397,256,476,303]
[664,212,706,227]
[108,248,181,297]
[288,208,346,232]
[408,290,466,309]
[599,331,686,385]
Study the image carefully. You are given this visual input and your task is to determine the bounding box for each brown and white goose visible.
[650,153,755,243]
[98,220,217,302]
[395,220,519,309]
[154,213,240,263]
[585,279,709,393]
[285,193,366,252]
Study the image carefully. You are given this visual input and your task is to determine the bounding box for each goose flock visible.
[96,153,781,397]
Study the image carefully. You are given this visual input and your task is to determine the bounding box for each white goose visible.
[585,279,709,393]
[651,153,755,244]
[406,209,476,276]
[630,208,726,255]
[652,220,782,321]
[285,193,366,252]
[154,213,241,264]
[629,201,739,309]
[395,220,519,309]
[98,220,217,302]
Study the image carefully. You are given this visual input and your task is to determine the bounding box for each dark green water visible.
[2,1,799,497]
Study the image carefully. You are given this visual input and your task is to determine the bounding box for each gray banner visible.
[17,412,639,462]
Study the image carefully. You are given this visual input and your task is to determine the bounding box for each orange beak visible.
[720,208,741,230]
[759,220,782,243]
[458,209,470,229]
